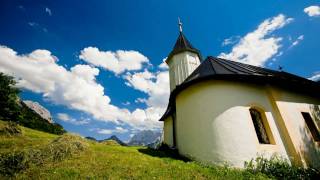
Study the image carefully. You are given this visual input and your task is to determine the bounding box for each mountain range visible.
[128,130,162,146]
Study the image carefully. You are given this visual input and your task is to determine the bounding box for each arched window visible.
[249,108,271,144]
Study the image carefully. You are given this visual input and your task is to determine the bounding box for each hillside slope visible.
[0,120,270,179]
[0,73,65,135]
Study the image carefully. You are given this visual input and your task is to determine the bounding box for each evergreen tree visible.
[0,73,65,135]
[0,72,21,121]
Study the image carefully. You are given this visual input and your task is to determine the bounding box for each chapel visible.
[160,22,320,168]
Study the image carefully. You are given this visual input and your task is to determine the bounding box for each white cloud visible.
[57,113,89,125]
[158,58,168,70]
[27,22,48,33]
[222,36,241,46]
[135,98,147,104]
[57,113,71,121]
[0,45,160,130]
[115,126,128,133]
[122,101,130,106]
[219,14,293,66]
[45,7,52,16]
[28,22,38,27]
[309,72,320,81]
[124,68,169,129]
[97,126,128,135]
[304,6,320,17]
[289,35,304,48]
[97,129,113,135]
[125,69,169,108]
[79,47,149,74]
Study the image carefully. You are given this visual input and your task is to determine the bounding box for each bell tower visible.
[166,18,201,91]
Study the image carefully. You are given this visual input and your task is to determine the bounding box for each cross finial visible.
[178,17,183,33]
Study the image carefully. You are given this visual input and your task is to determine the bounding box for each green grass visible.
[0,121,57,154]
[0,120,269,179]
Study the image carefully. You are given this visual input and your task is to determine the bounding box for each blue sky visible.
[0,0,319,141]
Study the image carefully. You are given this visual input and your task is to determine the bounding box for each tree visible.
[0,73,66,135]
[0,73,21,121]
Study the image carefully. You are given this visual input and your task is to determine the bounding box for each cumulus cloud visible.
[125,69,169,108]
[309,72,320,81]
[79,47,149,74]
[219,14,293,66]
[45,7,52,16]
[158,58,168,70]
[0,45,160,130]
[97,126,128,135]
[222,36,241,46]
[124,69,170,128]
[57,113,89,125]
[57,113,70,121]
[304,6,320,17]
[135,98,147,104]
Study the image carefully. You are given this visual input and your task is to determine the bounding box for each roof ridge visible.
[211,57,240,74]
[214,58,258,75]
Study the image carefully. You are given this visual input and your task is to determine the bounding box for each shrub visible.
[44,134,88,162]
[0,121,22,136]
[0,151,29,176]
[245,154,320,179]
[0,134,88,176]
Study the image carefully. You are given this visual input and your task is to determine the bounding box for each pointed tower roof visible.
[166,19,202,63]
[173,32,197,52]
[167,32,201,61]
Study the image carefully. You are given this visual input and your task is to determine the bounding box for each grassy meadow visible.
[0,120,271,179]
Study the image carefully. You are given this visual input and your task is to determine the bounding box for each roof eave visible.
[159,73,320,122]
[166,48,202,65]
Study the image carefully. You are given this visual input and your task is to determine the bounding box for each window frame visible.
[301,112,320,142]
[249,107,276,145]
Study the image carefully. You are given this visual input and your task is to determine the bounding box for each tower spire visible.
[178,17,183,33]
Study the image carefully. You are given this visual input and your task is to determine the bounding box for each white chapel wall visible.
[269,86,320,168]
[163,116,174,147]
[174,80,289,168]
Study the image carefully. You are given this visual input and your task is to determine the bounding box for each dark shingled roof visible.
[167,32,201,61]
[159,56,320,121]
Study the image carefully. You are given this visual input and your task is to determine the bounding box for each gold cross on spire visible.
[178,17,183,33]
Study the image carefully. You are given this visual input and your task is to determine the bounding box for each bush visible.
[0,151,29,176]
[44,134,88,161]
[0,121,22,136]
[0,134,88,176]
[245,154,320,179]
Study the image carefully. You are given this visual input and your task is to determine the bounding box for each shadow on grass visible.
[138,145,191,162]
